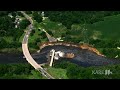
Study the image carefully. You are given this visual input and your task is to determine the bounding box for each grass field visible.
[47,67,68,79]
[85,14,120,40]
[39,18,67,38]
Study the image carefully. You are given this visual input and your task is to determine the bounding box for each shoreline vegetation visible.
[0,48,38,54]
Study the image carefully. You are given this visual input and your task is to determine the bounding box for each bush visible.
[19,19,30,29]
[66,63,80,79]
[102,48,120,58]
[30,70,42,79]
[54,60,71,69]
[32,12,42,23]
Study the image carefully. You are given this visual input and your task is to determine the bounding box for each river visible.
[0,53,27,64]
[1,45,120,67]
[0,53,48,64]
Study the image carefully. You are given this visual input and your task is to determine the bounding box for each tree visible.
[19,19,30,29]
[0,38,7,48]
[30,70,42,79]
[66,63,80,79]
[32,11,42,23]
[30,29,35,36]
[35,38,41,43]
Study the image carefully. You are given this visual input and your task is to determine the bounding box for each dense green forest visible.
[0,11,120,79]
[53,60,120,79]
[0,63,43,79]
[0,11,29,50]
[0,60,120,79]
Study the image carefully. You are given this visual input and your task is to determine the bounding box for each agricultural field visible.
[86,14,120,40]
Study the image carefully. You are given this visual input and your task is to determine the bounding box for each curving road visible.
[21,11,54,79]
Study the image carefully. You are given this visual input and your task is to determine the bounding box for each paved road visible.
[21,11,54,79]
[20,11,33,24]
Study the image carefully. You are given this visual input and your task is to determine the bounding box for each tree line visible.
[44,11,120,29]
[54,60,120,79]
[0,63,42,79]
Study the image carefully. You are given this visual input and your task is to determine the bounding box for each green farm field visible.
[86,14,120,40]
